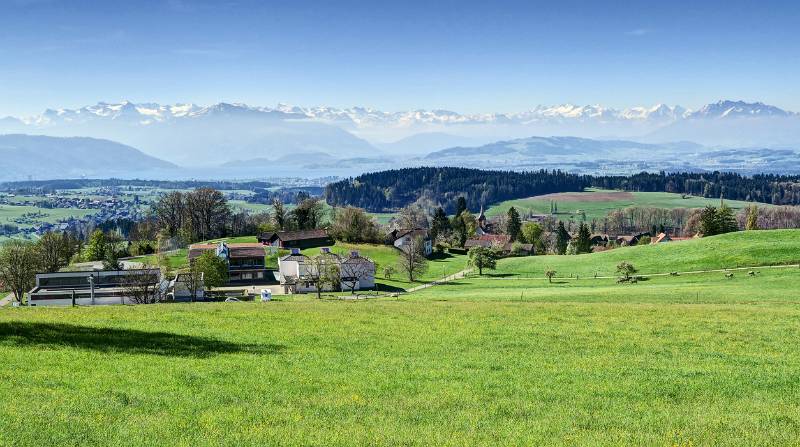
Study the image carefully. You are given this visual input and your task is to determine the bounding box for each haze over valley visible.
[1,99,799,180]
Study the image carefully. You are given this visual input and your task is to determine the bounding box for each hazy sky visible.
[1,0,799,116]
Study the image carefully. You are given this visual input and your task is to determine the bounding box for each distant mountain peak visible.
[11,99,796,129]
[688,100,793,119]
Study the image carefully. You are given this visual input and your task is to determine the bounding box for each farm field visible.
[2,230,800,445]
[497,229,800,278]
[486,188,761,221]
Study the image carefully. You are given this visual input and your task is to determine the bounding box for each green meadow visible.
[3,230,799,445]
[487,188,760,221]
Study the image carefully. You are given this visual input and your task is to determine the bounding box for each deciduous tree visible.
[398,236,428,282]
[467,246,498,276]
[0,240,40,303]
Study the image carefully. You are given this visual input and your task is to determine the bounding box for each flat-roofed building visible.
[28,269,162,307]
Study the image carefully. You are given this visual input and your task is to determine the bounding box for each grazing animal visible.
[748,271,756,276]
[670,272,679,276]
[725,273,734,279]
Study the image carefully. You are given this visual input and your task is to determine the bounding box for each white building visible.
[389,229,432,257]
[278,248,376,294]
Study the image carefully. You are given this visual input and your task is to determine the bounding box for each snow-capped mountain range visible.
[1,99,798,167]
[9,100,794,129]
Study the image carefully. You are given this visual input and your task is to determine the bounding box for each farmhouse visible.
[257,229,332,249]
[188,242,274,284]
[277,248,376,294]
[28,269,162,306]
[386,228,433,256]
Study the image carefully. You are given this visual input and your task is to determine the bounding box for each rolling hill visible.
[0,134,176,181]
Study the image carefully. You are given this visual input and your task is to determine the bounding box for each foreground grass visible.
[2,264,800,445]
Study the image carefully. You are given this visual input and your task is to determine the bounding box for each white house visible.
[278,248,376,294]
[389,229,432,257]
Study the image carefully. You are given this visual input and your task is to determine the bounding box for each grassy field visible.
[496,229,800,278]
[487,188,760,221]
[2,234,800,444]
[0,203,96,229]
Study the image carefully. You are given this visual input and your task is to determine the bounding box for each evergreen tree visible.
[451,213,467,247]
[717,205,739,234]
[506,206,522,241]
[455,197,468,217]
[699,206,719,236]
[556,221,570,255]
[576,222,592,253]
[430,207,451,243]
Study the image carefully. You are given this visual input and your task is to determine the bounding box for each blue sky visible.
[1,0,799,116]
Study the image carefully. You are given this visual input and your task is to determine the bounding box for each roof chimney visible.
[350,250,359,257]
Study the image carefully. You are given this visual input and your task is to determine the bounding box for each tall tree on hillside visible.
[522,222,544,247]
[330,206,381,243]
[291,197,325,230]
[398,236,428,282]
[272,198,287,230]
[396,205,429,230]
[84,230,109,262]
[154,191,185,237]
[451,212,467,247]
[36,231,77,273]
[745,204,760,230]
[455,197,467,217]
[184,188,229,242]
[0,240,40,303]
[717,205,739,234]
[430,207,451,243]
[506,207,522,241]
[556,221,570,255]
[699,206,720,236]
[576,222,592,253]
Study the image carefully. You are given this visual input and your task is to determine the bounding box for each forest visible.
[324,167,588,213]
[591,172,800,206]
[325,168,800,211]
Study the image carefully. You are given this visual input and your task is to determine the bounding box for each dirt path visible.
[406,269,472,293]
[403,263,800,293]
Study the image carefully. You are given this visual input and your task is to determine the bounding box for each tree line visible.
[324,167,588,213]
[590,171,800,206]
[325,168,800,212]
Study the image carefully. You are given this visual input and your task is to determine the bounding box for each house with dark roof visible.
[188,242,274,284]
[257,229,332,249]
